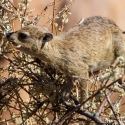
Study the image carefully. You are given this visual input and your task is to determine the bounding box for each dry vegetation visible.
[0,0,125,125]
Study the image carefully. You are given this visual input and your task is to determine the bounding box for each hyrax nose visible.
[6,32,14,39]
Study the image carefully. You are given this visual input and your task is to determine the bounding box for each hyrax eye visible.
[42,33,53,42]
[18,33,27,40]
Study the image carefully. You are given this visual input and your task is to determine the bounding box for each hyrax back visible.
[6,16,125,101]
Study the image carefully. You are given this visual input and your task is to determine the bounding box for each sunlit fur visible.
[7,16,125,101]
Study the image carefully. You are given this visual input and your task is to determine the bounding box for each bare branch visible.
[105,92,122,125]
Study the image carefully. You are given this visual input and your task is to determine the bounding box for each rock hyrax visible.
[6,16,125,101]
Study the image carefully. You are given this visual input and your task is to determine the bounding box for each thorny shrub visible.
[0,0,125,125]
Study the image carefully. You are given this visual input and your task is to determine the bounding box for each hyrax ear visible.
[42,33,53,42]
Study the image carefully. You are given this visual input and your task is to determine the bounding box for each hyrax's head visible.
[6,25,53,55]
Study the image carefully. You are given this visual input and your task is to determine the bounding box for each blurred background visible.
[13,0,125,30]
[1,0,125,123]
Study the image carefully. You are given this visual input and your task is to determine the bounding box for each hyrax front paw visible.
[60,76,74,99]
[60,86,71,98]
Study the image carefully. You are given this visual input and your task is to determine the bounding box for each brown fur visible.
[6,16,125,101]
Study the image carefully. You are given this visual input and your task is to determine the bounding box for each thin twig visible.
[56,78,122,125]
[45,0,77,26]
[51,0,56,33]
[8,0,17,10]
[1,6,13,13]
[105,92,121,125]
[34,0,62,25]
[0,52,13,63]
[21,0,28,26]
[59,100,105,125]
[96,92,113,116]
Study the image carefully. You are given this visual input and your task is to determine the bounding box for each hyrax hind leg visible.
[79,76,88,102]
[74,64,89,102]
[77,68,89,102]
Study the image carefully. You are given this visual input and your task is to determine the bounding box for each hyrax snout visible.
[6,16,125,101]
